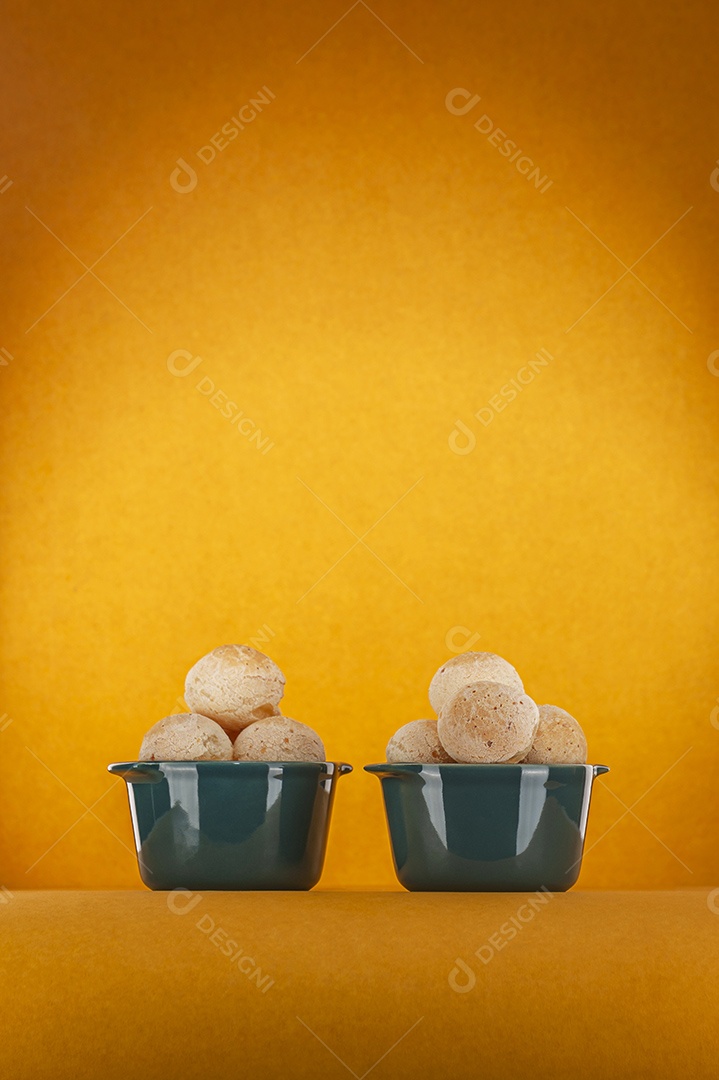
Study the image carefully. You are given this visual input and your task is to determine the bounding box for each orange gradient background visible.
[1,0,718,890]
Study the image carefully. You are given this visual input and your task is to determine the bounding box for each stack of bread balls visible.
[385,652,587,765]
[139,645,326,762]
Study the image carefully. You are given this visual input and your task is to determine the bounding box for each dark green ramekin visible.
[365,762,608,892]
[108,760,352,891]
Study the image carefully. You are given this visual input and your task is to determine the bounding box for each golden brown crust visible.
[232,716,325,762]
[386,719,455,763]
[139,713,233,761]
[429,653,523,715]
[437,681,538,763]
[184,645,285,735]
[522,705,587,764]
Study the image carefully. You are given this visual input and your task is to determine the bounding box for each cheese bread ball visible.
[232,716,325,762]
[139,713,232,761]
[185,644,285,736]
[522,705,587,764]
[437,681,539,764]
[386,719,455,764]
[429,652,523,715]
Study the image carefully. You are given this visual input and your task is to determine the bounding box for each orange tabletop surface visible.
[1,889,717,1079]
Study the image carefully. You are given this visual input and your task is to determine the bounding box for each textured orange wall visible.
[1,0,718,890]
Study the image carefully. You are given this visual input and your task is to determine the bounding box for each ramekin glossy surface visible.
[109,760,352,890]
[365,762,608,891]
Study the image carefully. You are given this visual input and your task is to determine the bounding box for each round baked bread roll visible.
[185,644,285,736]
[437,681,539,763]
[429,652,523,714]
[386,719,455,764]
[522,705,587,764]
[139,713,232,761]
[232,716,325,762]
